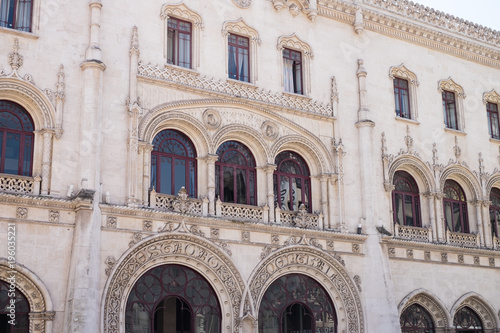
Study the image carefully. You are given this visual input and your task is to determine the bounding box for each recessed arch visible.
[439,165,481,201]
[388,155,435,194]
[398,289,450,328]
[450,292,499,330]
[485,172,500,198]
[101,232,246,333]
[0,259,54,333]
[247,246,364,333]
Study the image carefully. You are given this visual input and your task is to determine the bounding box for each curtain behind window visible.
[283,58,294,93]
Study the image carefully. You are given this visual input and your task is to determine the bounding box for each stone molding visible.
[316,0,500,70]
[398,290,450,328]
[248,246,364,333]
[450,293,498,330]
[276,33,313,95]
[484,89,500,105]
[137,62,333,117]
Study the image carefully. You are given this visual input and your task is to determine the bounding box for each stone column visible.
[40,129,53,196]
[327,174,336,229]
[264,164,276,223]
[482,200,492,248]
[140,143,154,206]
[424,192,436,242]
[435,193,445,242]
[320,174,329,229]
[473,200,485,246]
[206,154,219,215]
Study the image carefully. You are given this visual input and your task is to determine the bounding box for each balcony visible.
[0,173,40,195]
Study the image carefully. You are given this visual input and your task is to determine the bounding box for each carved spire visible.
[130,26,140,56]
[9,39,23,72]
[404,125,413,153]
[331,76,339,104]
[453,136,461,161]
[56,65,65,98]
[432,143,438,166]
[381,132,387,158]
[479,152,485,176]
[356,59,370,120]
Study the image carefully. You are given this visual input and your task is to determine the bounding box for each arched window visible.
[489,187,500,238]
[273,151,311,212]
[258,274,337,333]
[392,171,421,227]
[400,303,435,333]
[443,180,469,233]
[151,129,197,197]
[215,141,256,205]
[453,307,483,332]
[0,279,30,332]
[125,264,221,333]
[0,100,34,177]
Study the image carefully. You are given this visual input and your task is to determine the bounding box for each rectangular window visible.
[487,102,500,140]
[228,34,250,82]
[283,48,302,95]
[167,18,192,69]
[442,90,458,130]
[0,0,32,32]
[393,78,410,118]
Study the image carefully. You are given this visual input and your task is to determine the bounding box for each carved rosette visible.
[102,233,245,333]
[232,0,251,8]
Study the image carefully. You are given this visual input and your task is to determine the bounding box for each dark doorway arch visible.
[400,303,434,333]
[0,279,30,332]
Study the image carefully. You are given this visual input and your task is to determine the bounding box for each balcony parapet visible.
[0,173,40,195]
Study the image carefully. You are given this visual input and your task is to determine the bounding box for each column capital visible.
[203,154,219,163]
[263,164,277,173]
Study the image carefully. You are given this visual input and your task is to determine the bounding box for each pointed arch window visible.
[0,279,30,331]
[443,180,469,233]
[258,274,337,333]
[273,151,311,212]
[392,171,421,227]
[151,129,197,197]
[400,303,434,333]
[489,187,500,238]
[125,264,221,333]
[215,141,256,205]
[453,307,483,332]
[0,100,34,176]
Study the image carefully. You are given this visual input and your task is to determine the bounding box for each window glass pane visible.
[223,166,234,203]
[496,210,500,237]
[174,158,186,194]
[394,193,403,225]
[160,156,172,194]
[283,58,294,93]
[249,170,255,205]
[292,177,302,211]
[239,48,249,82]
[236,168,247,204]
[404,195,414,226]
[293,62,302,94]
[280,175,290,210]
[16,0,32,31]
[215,165,220,198]
[453,202,461,232]
[167,30,175,64]
[228,45,237,79]
[394,87,401,117]
[0,0,15,28]
[303,178,310,211]
[462,203,468,233]
[401,89,410,118]
[22,134,32,176]
[179,32,191,68]
[4,132,20,174]
[444,201,453,231]
[189,161,196,198]
[151,155,157,189]
[414,198,420,227]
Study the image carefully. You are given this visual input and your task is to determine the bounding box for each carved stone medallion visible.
[203,108,221,130]
[232,0,251,9]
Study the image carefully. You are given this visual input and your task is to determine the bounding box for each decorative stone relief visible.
[271,234,280,245]
[424,251,431,260]
[388,247,395,257]
[327,241,334,251]
[406,249,413,259]
[48,210,60,223]
[352,243,360,254]
[458,254,464,264]
[399,293,449,328]
[211,228,220,240]
[242,231,250,242]
[142,220,152,232]
[353,275,362,292]
[309,238,323,250]
[218,240,232,256]
[16,207,28,219]
[105,256,116,276]
[128,232,143,247]
[483,89,500,105]
[232,0,251,9]
[160,3,203,29]
[203,109,221,130]
[438,77,465,98]
[474,256,480,265]
[454,296,496,330]
[158,222,175,233]
[103,233,245,333]
[389,64,419,86]
[222,18,260,44]
[489,258,495,267]
[189,225,205,237]
[292,204,315,228]
[172,187,195,214]
[441,253,448,263]
[261,121,279,141]
[453,136,461,162]
[106,216,117,228]
[333,253,345,266]
[271,0,317,21]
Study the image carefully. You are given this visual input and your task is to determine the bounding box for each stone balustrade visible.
[394,224,432,242]
[0,173,40,195]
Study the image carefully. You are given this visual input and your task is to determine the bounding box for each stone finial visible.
[356,59,367,77]
[453,136,461,161]
[353,8,364,34]
[9,39,23,72]
[331,76,339,104]
[479,152,485,175]
[404,125,413,152]
[432,143,438,165]
[381,132,387,157]
[130,26,140,55]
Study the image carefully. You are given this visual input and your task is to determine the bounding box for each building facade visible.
[0,0,500,332]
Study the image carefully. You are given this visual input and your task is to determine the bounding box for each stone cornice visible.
[317,0,500,70]
[99,203,367,242]
[0,192,75,210]
[383,238,500,256]
[137,62,334,119]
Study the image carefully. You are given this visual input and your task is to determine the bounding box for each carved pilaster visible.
[41,129,54,196]
[127,103,142,207]
[320,174,329,230]
[356,59,370,121]
[423,192,437,242]
[472,200,485,247]
[264,164,276,223]
[434,192,445,242]
[140,142,154,206]
[205,154,219,215]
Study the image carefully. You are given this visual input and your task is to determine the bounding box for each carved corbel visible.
[353,8,364,34]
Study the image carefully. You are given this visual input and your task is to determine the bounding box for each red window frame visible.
[215,141,256,205]
[442,90,458,130]
[273,151,311,212]
[150,129,197,197]
[487,102,500,140]
[0,0,33,32]
[167,17,192,69]
[0,100,34,176]
[394,78,411,119]
[283,48,303,95]
[392,171,421,227]
[228,33,250,82]
[400,304,435,333]
[489,187,500,238]
[443,179,469,233]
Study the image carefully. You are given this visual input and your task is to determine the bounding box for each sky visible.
[412,0,500,31]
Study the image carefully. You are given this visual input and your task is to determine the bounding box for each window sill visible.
[444,127,466,136]
[489,137,500,144]
[395,116,419,125]
[164,63,199,76]
[282,91,311,100]
[226,78,258,89]
[0,26,38,39]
